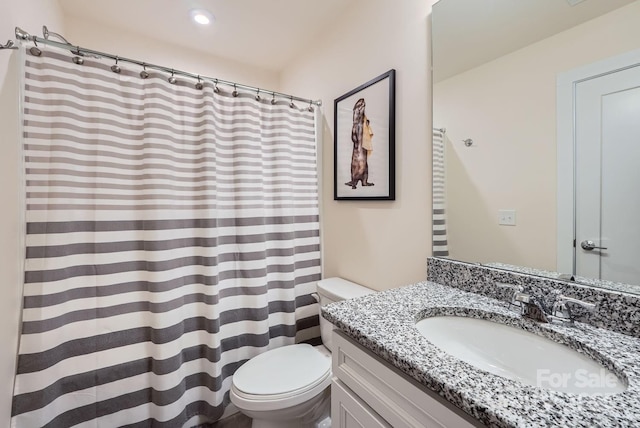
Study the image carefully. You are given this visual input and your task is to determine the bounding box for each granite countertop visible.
[321,281,640,427]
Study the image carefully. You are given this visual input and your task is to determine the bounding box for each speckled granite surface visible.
[484,262,640,296]
[428,258,640,338]
[322,282,640,427]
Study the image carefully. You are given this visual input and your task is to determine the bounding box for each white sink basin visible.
[415,316,626,395]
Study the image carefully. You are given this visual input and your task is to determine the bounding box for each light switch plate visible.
[498,210,516,226]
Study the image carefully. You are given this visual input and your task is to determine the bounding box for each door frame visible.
[556,48,640,274]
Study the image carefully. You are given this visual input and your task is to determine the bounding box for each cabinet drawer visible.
[332,330,479,428]
[332,379,391,428]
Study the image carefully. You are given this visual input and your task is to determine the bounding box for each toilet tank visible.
[317,277,374,351]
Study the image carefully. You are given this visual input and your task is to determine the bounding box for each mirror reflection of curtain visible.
[432,128,449,257]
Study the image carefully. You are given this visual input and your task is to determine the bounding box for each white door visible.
[575,65,640,283]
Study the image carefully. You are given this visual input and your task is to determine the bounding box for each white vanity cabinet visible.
[331,330,481,428]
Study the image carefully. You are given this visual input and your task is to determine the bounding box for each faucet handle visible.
[555,295,596,311]
[552,295,596,323]
[513,292,532,304]
[496,283,525,312]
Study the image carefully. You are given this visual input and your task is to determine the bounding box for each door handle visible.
[580,240,608,251]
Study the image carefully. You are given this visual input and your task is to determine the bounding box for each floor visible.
[201,412,252,428]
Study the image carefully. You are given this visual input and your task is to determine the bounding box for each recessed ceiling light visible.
[190,9,214,25]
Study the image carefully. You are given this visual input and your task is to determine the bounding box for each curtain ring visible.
[168,69,177,84]
[140,63,149,79]
[195,75,204,90]
[232,84,238,97]
[289,96,295,109]
[111,56,121,74]
[213,79,220,93]
[308,100,314,112]
[29,39,42,57]
[72,46,84,64]
[271,92,277,105]
[255,88,261,101]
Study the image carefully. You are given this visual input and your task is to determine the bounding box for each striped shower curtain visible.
[12,43,321,427]
[432,128,449,257]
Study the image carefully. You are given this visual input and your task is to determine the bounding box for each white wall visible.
[280,0,435,291]
[0,2,65,425]
[434,1,640,270]
[63,18,280,91]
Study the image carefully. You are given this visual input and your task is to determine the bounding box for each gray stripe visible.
[16,316,297,375]
[27,216,319,234]
[27,192,318,203]
[23,293,299,334]
[44,379,227,428]
[24,138,317,160]
[433,209,446,215]
[432,220,446,226]
[25,273,321,309]
[24,95,314,138]
[24,144,317,167]
[25,245,320,283]
[24,115,314,139]
[26,167,318,184]
[433,251,450,257]
[433,230,448,236]
[25,154,315,175]
[12,343,232,416]
[27,202,319,211]
[25,104,314,135]
[26,179,316,192]
[433,240,449,245]
[27,229,319,258]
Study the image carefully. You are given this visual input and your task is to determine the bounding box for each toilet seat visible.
[231,344,331,411]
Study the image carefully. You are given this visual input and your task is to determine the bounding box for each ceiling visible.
[58,0,354,72]
[432,0,636,82]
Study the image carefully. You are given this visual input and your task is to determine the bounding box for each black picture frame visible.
[334,69,396,201]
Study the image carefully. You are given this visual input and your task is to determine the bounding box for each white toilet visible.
[230,277,374,428]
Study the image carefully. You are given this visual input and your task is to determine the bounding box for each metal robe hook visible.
[195,76,204,90]
[168,69,177,84]
[111,57,121,74]
[271,92,277,105]
[463,138,474,147]
[140,63,149,79]
[232,84,238,97]
[29,39,41,56]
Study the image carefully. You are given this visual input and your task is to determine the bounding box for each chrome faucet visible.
[513,291,596,324]
[513,292,554,323]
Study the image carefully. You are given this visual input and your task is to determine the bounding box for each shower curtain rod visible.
[10,26,322,107]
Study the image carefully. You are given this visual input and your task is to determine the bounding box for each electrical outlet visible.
[498,210,516,226]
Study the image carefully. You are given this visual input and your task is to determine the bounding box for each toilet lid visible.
[233,344,331,396]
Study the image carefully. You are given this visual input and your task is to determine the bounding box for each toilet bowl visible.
[229,277,374,428]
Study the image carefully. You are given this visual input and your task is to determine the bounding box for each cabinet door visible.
[332,379,391,428]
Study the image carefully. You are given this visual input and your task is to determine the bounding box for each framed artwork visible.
[334,69,396,200]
